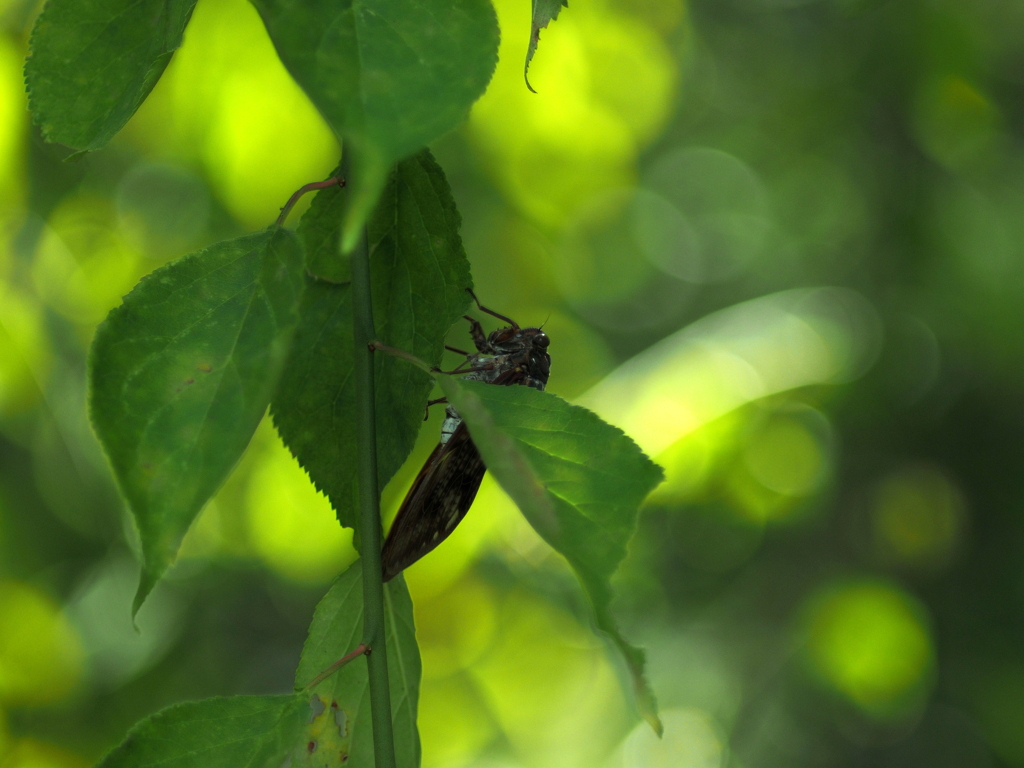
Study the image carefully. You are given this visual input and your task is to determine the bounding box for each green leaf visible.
[295,561,421,767]
[272,150,471,530]
[96,695,308,768]
[89,228,304,613]
[525,0,568,93]
[248,0,499,249]
[299,169,350,284]
[436,378,665,734]
[25,0,197,151]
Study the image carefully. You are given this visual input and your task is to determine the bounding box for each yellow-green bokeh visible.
[0,284,49,418]
[579,287,882,459]
[418,674,497,768]
[640,146,771,284]
[742,413,827,498]
[4,0,1023,761]
[469,0,677,226]
[468,589,631,768]
[802,580,933,716]
[623,707,723,768]
[554,188,661,311]
[0,35,25,210]
[32,194,144,328]
[123,0,338,229]
[871,465,964,571]
[0,581,83,705]
[415,576,498,680]
[913,74,1002,170]
[649,410,744,504]
[726,407,832,523]
[0,738,87,768]
[245,432,356,585]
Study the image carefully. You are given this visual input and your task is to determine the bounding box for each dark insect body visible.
[381,292,551,582]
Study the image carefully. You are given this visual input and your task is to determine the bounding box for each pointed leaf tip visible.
[90,228,304,611]
[131,569,156,624]
[251,0,497,227]
[525,0,569,91]
[438,379,664,730]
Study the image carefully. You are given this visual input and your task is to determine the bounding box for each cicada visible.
[381,291,551,581]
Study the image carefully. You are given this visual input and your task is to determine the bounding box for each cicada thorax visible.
[477,325,551,388]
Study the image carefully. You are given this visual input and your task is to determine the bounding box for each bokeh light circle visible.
[871,464,964,570]
[803,580,934,715]
[742,410,831,499]
[641,146,771,283]
[555,188,692,331]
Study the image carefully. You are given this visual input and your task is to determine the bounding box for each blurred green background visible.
[2,0,1024,764]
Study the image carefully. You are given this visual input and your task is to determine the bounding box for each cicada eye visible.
[536,333,549,348]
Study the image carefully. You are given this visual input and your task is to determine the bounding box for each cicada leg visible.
[423,397,449,421]
[466,287,519,329]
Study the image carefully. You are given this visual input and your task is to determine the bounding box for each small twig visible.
[275,176,345,226]
[370,340,490,377]
[303,643,370,691]
[369,340,436,375]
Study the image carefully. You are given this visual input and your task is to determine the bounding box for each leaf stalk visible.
[368,340,435,375]
[301,643,370,691]
[276,176,344,226]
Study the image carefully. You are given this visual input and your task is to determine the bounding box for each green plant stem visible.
[346,148,397,768]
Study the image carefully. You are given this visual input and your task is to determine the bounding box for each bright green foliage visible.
[296,562,421,767]
[525,0,568,92]
[25,0,197,151]
[249,0,499,251]
[89,228,304,614]
[96,695,308,768]
[273,150,471,531]
[437,378,665,733]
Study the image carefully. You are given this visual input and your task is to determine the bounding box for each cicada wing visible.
[381,423,487,582]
